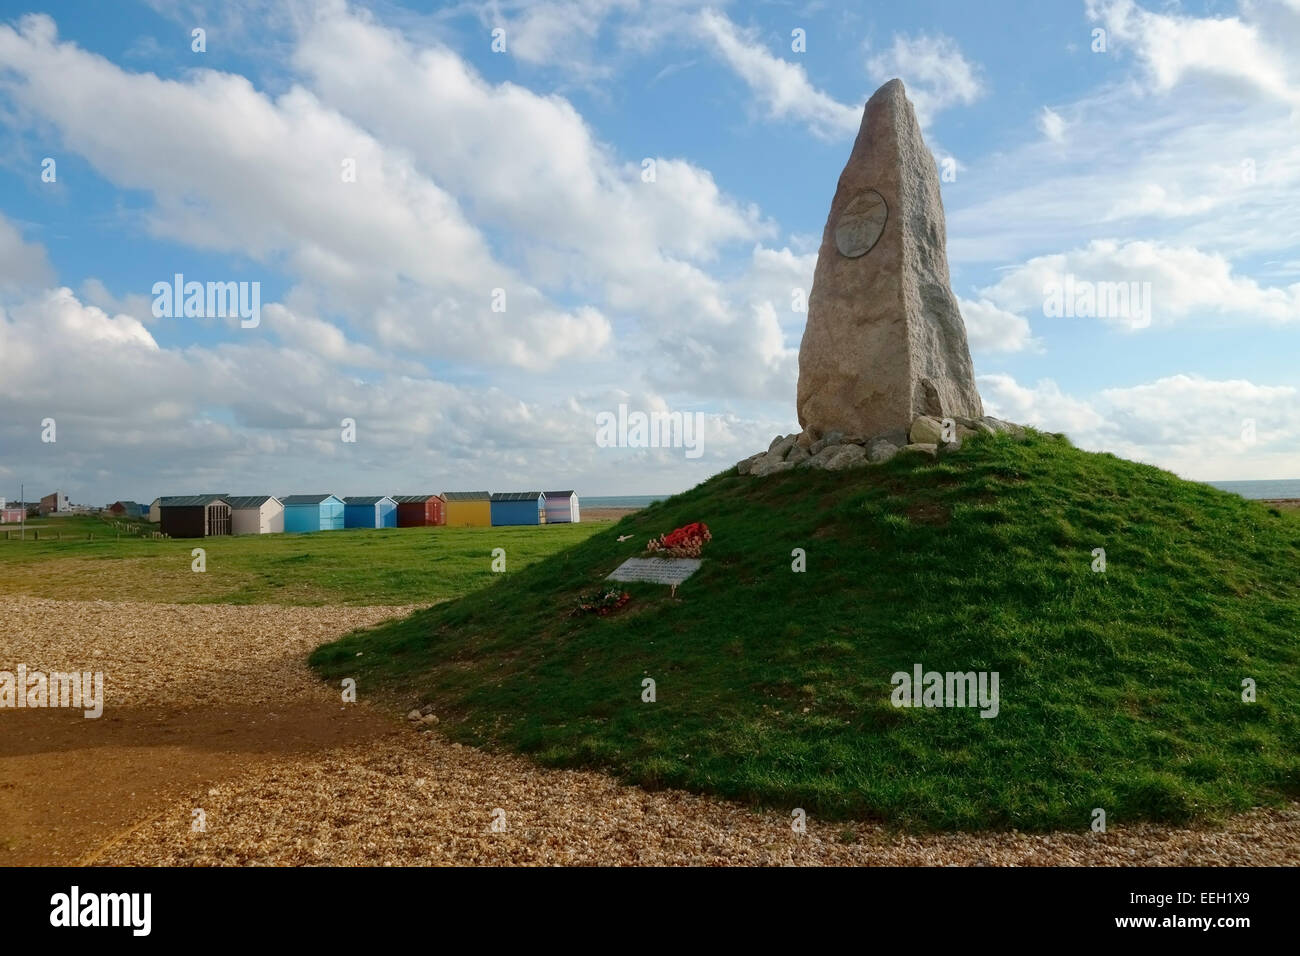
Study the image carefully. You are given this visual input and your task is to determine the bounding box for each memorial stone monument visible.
[738,79,1021,478]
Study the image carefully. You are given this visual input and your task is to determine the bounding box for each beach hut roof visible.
[392,494,440,503]
[344,495,394,505]
[543,490,576,499]
[444,491,492,501]
[159,494,228,508]
[226,495,279,509]
[281,494,338,505]
[491,492,543,502]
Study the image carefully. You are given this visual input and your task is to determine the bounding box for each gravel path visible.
[3,597,1296,866]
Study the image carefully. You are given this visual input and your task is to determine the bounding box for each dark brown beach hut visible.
[158,495,232,538]
[393,494,445,527]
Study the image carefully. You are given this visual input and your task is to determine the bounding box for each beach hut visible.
[158,495,232,538]
[281,494,345,533]
[344,496,397,529]
[393,495,445,527]
[443,492,492,527]
[108,501,146,518]
[151,494,226,523]
[543,490,580,524]
[490,492,545,527]
[227,496,284,535]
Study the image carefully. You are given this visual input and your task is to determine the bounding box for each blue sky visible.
[1,0,1298,504]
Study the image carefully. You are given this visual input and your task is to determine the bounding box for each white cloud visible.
[491,0,634,79]
[0,215,54,292]
[0,13,611,372]
[693,9,860,140]
[957,297,1036,353]
[293,5,795,399]
[0,284,775,501]
[1037,106,1066,142]
[78,278,156,326]
[978,373,1110,437]
[1087,0,1300,106]
[977,239,1300,330]
[978,371,1300,480]
[866,33,983,128]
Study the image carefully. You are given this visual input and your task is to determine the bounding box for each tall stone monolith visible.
[796,78,982,443]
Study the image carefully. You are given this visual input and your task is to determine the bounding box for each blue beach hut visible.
[490,492,545,526]
[282,494,345,532]
[344,495,397,529]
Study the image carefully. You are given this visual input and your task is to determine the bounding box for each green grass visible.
[311,432,1300,830]
[0,518,603,606]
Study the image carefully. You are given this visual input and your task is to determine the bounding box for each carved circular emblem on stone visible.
[834,189,888,258]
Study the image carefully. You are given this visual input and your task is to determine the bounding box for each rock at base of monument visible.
[752,456,796,477]
[738,419,1029,476]
[823,444,868,471]
[953,415,994,436]
[910,415,984,446]
[866,438,900,463]
[979,416,1026,437]
[798,443,843,470]
[909,416,944,445]
[769,434,797,457]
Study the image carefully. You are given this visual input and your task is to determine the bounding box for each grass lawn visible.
[311,432,1300,830]
[0,518,603,606]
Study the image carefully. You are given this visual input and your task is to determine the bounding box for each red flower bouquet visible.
[646,521,711,559]
[571,588,631,617]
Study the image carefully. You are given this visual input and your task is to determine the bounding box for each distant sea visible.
[588,485,1300,506]
[1206,479,1300,500]
[584,495,668,509]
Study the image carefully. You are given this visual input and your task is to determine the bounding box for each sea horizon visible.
[582,495,670,508]
[586,481,1300,508]
[1204,479,1300,500]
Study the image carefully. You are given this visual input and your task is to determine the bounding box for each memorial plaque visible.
[833,189,887,258]
[606,557,702,585]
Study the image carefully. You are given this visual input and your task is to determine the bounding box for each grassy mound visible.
[311,432,1300,830]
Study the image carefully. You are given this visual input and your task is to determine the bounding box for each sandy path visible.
[2,597,1296,866]
[0,599,405,865]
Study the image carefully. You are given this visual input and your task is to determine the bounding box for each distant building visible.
[393,494,445,527]
[0,507,24,524]
[39,490,70,515]
[343,496,397,529]
[282,494,345,533]
[227,496,284,535]
[543,490,581,524]
[158,495,232,538]
[108,500,147,518]
[443,491,492,527]
[490,492,545,527]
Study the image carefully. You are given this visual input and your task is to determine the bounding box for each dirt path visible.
[3,597,1297,866]
[0,599,404,866]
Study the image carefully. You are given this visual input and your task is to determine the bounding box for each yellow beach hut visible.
[442,491,492,527]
